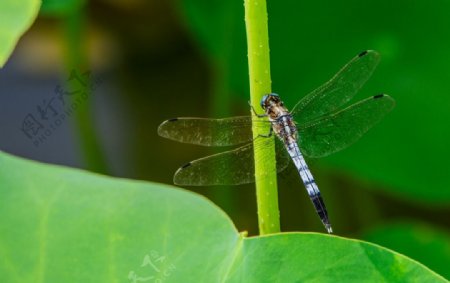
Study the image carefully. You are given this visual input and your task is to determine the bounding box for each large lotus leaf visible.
[0,151,445,282]
[177,0,450,203]
[0,0,41,67]
[363,222,450,280]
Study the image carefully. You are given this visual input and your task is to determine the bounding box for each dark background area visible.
[0,0,449,278]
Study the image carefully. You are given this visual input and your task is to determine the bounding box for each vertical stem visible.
[244,0,280,234]
[63,9,108,174]
[209,64,235,213]
[208,3,238,214]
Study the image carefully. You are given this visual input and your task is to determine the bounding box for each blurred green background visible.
[0,0,449,278]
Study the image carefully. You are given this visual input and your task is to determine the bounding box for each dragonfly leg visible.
[256,126,273,138]
[248,101,268,118]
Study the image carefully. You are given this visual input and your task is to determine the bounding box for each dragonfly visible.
[158,50,395,233]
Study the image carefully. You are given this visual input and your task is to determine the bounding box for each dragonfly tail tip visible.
[325,224,333,234]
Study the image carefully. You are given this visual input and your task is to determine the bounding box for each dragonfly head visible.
[260,93,281,110]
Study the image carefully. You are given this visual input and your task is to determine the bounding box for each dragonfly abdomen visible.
[285,141,333,233]
[272,114,297,143]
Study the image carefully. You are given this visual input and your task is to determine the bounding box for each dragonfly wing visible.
[174,138,290,186]
[291,50,380,124]
[298,94,395,158]
[158,116,254,146]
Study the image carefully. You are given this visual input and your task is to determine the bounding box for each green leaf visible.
[0,151,445,282]
[0,0,41,67]
[40,0,86,16]
[177,0,450,203]
[363,222,450,280]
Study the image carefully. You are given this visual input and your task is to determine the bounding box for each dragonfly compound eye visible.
[260,95,269,109]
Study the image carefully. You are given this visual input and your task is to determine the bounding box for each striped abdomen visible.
[285,141,333,233]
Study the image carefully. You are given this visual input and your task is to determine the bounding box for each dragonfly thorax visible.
[260,93,297,143]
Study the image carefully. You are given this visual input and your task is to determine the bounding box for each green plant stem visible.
[63,9,108,174]
[208,5,238,214]
[244,0,280,234]
[209,64,235,213]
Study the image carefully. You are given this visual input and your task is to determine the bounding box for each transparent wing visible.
[173,138,290,186]
[158,116,271,146]
[298,94,395,158]
[291,50,380,124]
